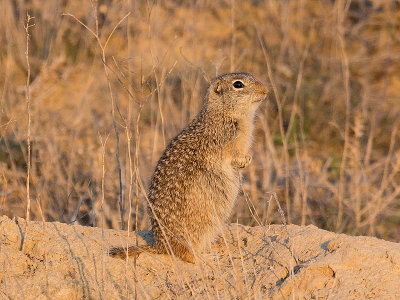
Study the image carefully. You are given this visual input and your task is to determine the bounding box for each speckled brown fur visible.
[110,73,268,263]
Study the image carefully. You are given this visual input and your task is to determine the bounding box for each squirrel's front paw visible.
[232,155,252,169]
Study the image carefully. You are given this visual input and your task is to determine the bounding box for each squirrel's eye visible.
[233,81,244,89]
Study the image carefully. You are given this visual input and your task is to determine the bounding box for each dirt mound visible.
[0,215,399,299]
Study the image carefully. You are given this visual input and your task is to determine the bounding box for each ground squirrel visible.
[110,73,268,263]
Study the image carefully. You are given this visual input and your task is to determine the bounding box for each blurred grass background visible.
[1,0,399,241]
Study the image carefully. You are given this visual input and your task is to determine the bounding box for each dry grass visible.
[0,0,400,241]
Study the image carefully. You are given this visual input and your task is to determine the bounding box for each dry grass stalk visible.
[24,13,35,222]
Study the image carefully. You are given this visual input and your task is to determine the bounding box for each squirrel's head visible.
[206,73,269,119]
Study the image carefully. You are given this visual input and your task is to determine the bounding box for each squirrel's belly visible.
[216,161,241,215]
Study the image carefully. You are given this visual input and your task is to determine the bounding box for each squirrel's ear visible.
[214,82,222,94]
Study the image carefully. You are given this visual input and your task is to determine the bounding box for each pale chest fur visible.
[234,118,254,156]
[221,116,255,164]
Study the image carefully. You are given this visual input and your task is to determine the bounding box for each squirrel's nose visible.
[262,85,269,95]
[257,82,269,96]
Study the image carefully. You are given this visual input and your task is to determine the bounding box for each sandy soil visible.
[0,215,399,299]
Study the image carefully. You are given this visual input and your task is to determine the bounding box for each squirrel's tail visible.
[110,244,196,263]
[109,245,155,259]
